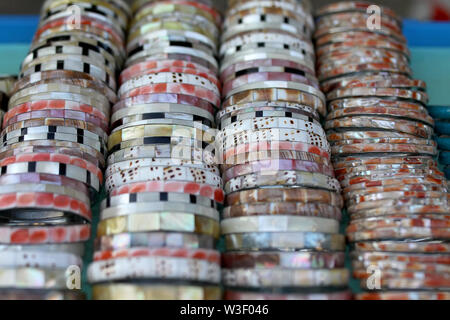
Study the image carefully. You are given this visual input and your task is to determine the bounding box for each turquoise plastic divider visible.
[410,47,450,107]
[0,44,29,74]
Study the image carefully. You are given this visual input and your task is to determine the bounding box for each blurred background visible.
[0,0,449,20]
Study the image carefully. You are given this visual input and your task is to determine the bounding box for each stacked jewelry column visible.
[0,0,128,299]
[87,0,223,300]
[315,2,450,300]
[218,0,350,300]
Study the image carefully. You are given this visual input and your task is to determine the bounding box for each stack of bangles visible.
[0,0,129,300]
[218,0,350,301]
[315,1,450,300]
[87,0,223,300]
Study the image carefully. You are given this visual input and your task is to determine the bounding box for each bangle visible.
[4,119,108,143]
[94,247,219,262]
[225,231,345,252]
[327,107,434,127]
[220,118,326,141]
[222,202,342,220]
[222,159,335,182]
[325,116,433,139]
[43,3,127,31]
[331,143,437,157]
[130,16,218,45]
[315,1,401,23]
[23,44,117,75]
[356,292,450,301]
[128,20,217,45]
[102,192,220,211]
[226,0,311,15]
[224,5,313,29]
[320,72,421,93]
[31,33,124,67]
[111,106,215,130]
[0,267,74,289]
[35,23,124,56]
[100,202,220,221]
[218,129,331,155]
[220,30,314,56]
[224,170,340,193]
[2,140,105,168]
[20,57,116,90]
[107,158,220,177]
[126,29,217,58]
[4,133,105,160]
[14,71,117,103]
[0,224,90,244]
[0,182,89,205]
[120,66,219,89]
[0,143,104,170]
[221,149,331,168]
[223,251,345,269]
[328,87,429,105]
[333,155,436,169]
[225,290,352,300]
[221,50,315,76]
[43,0,131,23]
[112,93,215,115]
[133,2,217,28]
[222,71,319,98]
[344,185,446,203]
[105,165,222,191]
[120,82,220,107]
[9,82,110,110]
[217,101,320,123]
[119,60,218,85]
[348,226,450,242]
[9,92,110,119]
[349,215,450,232]
[355,269,450,290]
[222,87,326,116]
[0,242,84,256]
[220,58,315,85]
[92,283,221,300]
[96,212,220,238]
[328,97,423,113]
[4,110,109,134]
[348,199,449,217]
[95,232,216,252]
[107,144,215,166]
[119,72,220,98]
[108,124,215,151]
[339,170,444,190]
[319,62,411,82]
[108,137,212,156]
[0,251,81,269]
[221,216,339,234]
[88,256,221,284]
[0,161,101,192]
[223,268,349,288]
[109,181,224,203]
[125,52,218,75]
[226,187,343,207]
[222,15,312,40]
[354,240,450,254]
[7,98,109,122]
